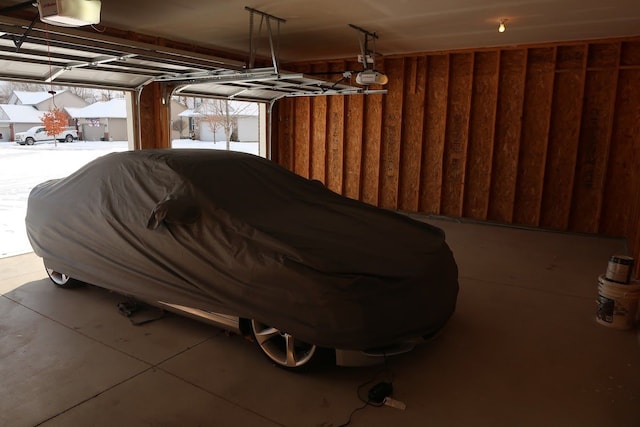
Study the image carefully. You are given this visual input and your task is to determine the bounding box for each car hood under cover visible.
[26,149,459,350]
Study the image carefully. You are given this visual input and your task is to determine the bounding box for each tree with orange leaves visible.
[41,107,67,147]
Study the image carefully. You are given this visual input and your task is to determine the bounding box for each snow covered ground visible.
[0,139,259,258]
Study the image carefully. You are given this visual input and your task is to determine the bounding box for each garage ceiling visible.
[97,0,640,61]
[0,0,639,101]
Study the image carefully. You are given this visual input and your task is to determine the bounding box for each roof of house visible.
[0,104,45,123]
[11,90,67,106]
[178,109,200,118]
[66,98,127,119]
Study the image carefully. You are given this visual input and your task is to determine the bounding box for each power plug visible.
[383,396,407,410]
[368,382,393,404]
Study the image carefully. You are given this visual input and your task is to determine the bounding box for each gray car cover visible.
[26,149,458,350]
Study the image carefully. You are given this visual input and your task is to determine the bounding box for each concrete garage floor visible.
[1,217,639,427]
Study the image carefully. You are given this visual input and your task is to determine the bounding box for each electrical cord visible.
[336,355,393,427]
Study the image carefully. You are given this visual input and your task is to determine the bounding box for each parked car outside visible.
[15,126,78,145]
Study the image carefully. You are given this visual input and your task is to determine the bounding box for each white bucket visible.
[605,255,634,284]
[596,275,640,330]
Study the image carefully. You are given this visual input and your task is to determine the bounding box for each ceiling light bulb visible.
[498,20,506,33]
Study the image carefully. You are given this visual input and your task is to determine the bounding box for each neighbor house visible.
[8,90,88,110]
[179,101,259,142]
[0,90,89,141]
[66,98,128,141]
[66,98,187,141]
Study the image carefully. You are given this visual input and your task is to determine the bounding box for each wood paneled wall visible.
[273,38,640,275]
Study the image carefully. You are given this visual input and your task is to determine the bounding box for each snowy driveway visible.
[0,140,129,257]
[0,139,259,257]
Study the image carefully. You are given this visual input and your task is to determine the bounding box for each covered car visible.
[26,149,458,368]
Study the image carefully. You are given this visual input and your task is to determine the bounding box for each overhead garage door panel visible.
[0,15,380,100]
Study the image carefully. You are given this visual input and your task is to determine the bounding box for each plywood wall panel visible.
[634,212,640,278]
[309,96,327,183]
[441,53,473,217]
[569,68,618,233]
[276,36,640,277]
[488,49,526,223]
[309,63,329,183]
[360,94,384,205]
[621,40,640,66]
[631,153,640,277]
[276,99,294,169]
[284,64,311,174]
[513,47,555,226]
[398,56,427,212]
[293,97,311,177]
[463,51,499,220]
[343,94,364,200]
[623,41,640,274]
[599,69,640,236]
[539,49,586,230]
[588,42,621,68]
[556,45,586,70]
[419,54,449,213]
[379,58,405,209]
[325,62,347,193]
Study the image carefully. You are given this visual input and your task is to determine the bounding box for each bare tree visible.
[173,95,196,109]
[172,118,186,138]
[65,86,96,102]
[0,81,48,102]
[197,99,234,149]
[98,89,125,101]
[194,99,256,148]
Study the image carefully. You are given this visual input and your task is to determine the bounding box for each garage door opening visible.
[170,97,266,157]
[0,81,132,257]
[1,83,270,258]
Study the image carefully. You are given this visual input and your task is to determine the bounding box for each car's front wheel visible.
[25,137,35,145]
[250,319,319,370]
[45,264,83,288]
[64,134,73,143]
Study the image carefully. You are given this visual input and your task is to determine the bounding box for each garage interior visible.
[1,1,640,426]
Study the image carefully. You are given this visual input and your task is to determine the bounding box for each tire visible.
[25,137,35,145]
[64,134,74,143]
[250,319,320,370]
[44,263,83,289]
